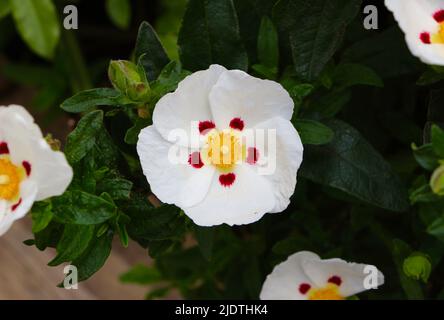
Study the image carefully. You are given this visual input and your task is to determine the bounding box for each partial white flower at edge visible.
[260,251,384,300]
[137,64,303,227]
[385,0,444,65]
[0,105,73,236]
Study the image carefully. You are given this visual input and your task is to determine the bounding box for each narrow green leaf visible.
[412,143,439,171]
[300,119,409,212]
[71,231,113,282]
[61,88,128,113]
[134,21,170,81]
[178,0,248,71]
[431,124,444,159]
[52,191,117,225]
[96,177,133,200]
[333,63,383,90]
[31,201,54,233]
[49,225,95,266]
[257,16,278,70]
[273,0,361,81]
[294,119,334,145]
[105,0,131,30]
[65,110,103,164]
[9,0,61,59]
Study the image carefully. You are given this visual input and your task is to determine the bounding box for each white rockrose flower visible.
[260,251,384,300]
[386,0,444,65]
[0,105,73,236]
[137,64,303,226]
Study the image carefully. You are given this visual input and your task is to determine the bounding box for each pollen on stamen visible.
[219,173,236,187]
[328,275,342,286]
[420,32,431,44]
[12,198,22,211]
[229,117,244,131]
[199,120,216,134]
[0,142,9,155]
[299,283,311,295]
[22,161,32,176]
[246,147,259,165]
[433,10,444,22]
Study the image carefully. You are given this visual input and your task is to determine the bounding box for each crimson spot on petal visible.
[219,173,236,187]
[434,9,444,22]
[22,161,32,176]
[12,198,22,212]
[328,275,342,286]
[246,147,259,165]
[188,152,204,169]
[420,32,431,44]
[199,121,216,134]
[229,117,244,131]
[0,142,9,155]
[299,283,311,295]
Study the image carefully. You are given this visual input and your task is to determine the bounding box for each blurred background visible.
[0,0,185,300]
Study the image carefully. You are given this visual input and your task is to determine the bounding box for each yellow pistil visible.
[0,158,23,201]
[308,284,344,300]
[431,23,444,43]
[201,129,245,172]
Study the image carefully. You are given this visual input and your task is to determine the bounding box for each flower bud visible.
[108,60,150,102]
[430,164,444,196]
[402,253,431,283]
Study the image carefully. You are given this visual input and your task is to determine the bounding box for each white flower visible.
[260,251,384,300]
[0,105,73,236]
[137,65,303,226]
[385,0,444,65]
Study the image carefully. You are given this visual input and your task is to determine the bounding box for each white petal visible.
[153,64,226,146]
[184,164,275,226]
[0,180,37,236]
[260,251,320,300]
[385,0,444,65]
[302,258,385,297]
[209,70,293,129]
[32,142,73,201]
[250,117,303,213]
[0,106,73,200]
[137,125,215,208]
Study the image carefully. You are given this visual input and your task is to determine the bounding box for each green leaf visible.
[294,119,334,145]
[194,226,215,261]
[427,217,444,240]
[412,143,439,171]
[65,110,104,164]
[300,119,409,212]
[125,118,151,145]
[257,16,278,70]
[431,124,444,159]
[0,1,10,19]
[178,0,248,71]
[48,225,95,266]
[52,191,117,225]
[71,231,113,282]
[31,201,54,233]
[134,21,170,81]
[105,0,131,30]
[96,177,133,200]
[9,0,60,59]
[61,88,128,113]
[273,0,361,81]
[333,63,383,90]
[120,264,162,285]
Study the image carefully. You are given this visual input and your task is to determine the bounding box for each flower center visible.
[308,283,344,300]
[431,23,444,43]
[201,129,245,172]
[0,158,23,201]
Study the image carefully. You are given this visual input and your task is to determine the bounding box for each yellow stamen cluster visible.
[431,23,444,43]
[0,158,23,201]
[201,130,245,172]
[308,284,344,300]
